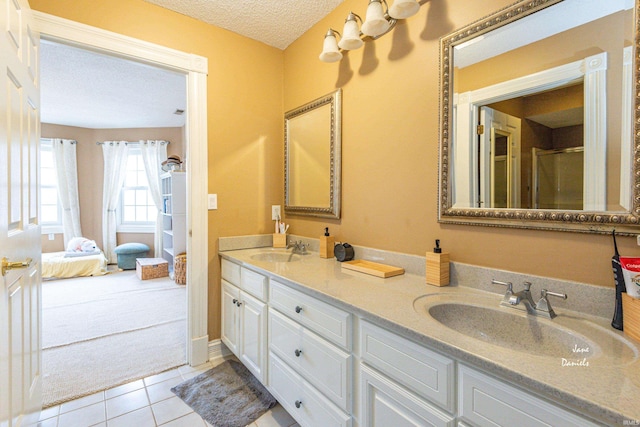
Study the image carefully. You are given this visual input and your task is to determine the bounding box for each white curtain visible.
[52,139,82,247]
[140,140,168,257]
[102,141,129,263]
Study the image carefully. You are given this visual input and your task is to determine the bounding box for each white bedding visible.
[42,251,108,279]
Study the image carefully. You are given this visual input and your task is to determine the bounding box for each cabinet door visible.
[360,365,454,427]
[221,280,240,356]
[240,291,267,384]
[458,365,601,427]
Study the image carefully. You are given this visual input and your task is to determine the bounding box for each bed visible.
[42,251,109,279]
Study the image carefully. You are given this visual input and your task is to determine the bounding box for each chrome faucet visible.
[287,240,308,255]
[492,280,567,319]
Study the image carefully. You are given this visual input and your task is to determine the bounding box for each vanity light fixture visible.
[319,0,422,63]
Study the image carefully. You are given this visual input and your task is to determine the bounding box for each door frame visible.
[33,12,210,366]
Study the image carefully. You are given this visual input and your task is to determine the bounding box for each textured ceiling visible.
[142,0,346,49]
[40,40,186,129]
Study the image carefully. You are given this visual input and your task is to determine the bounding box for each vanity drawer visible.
[360,320,454,413]
[270,280,351,349]
[240,267,267,300]
[221,258,241,285]
[360,365,454,427]
[458,365,601,427]
[269,309,351,411]
[269,352,351,427]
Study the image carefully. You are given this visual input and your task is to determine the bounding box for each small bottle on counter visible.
[320,227,335,258]
[426,239,449,286]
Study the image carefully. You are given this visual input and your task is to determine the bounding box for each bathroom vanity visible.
[220,242,637,426]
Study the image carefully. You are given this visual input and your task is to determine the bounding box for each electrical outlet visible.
[272,205,281,220]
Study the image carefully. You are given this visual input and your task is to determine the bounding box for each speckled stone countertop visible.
[220,245,640,426]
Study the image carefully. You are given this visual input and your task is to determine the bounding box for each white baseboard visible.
[208,339,233,362]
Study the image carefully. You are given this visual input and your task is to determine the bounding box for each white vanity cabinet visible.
[458,365,602,427]
[220,259,268,383]
[268,279,353,426]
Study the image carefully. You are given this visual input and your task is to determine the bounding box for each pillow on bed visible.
[64,250,102,258]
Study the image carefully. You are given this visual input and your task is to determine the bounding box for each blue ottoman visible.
[114,243,150,270]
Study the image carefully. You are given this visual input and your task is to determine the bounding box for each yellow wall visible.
[31,0,639,341]
[283,0,637,289]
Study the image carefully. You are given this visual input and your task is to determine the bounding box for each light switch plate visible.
[208,194,218,210]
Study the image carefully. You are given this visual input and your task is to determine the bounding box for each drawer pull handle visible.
[294,349,302,357]
[295,400,302,409]
[295,305,303,314]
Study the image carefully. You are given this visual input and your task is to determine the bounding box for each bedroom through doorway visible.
[39,38,189,407]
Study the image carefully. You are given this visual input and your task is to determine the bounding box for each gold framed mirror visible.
[285,89,342,219]
[438,0,640,234]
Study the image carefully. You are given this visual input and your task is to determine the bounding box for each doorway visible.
[33,7,209,393]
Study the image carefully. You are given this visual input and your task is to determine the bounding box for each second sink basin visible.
[414,291,638,364]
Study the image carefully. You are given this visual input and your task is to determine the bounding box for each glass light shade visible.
[319,31,343,63]
[338,15,363,50]
[389,0,420,19]
[361,0,390,37]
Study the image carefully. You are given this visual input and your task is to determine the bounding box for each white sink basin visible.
[250,250,300,263]
[414,291,638,364]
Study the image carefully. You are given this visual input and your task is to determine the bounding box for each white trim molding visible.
[33,11,210,367]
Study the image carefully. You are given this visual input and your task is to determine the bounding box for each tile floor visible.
[35,359,299,427]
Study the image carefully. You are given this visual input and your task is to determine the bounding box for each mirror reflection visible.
[439,0,639,232]
[285,89,342,219]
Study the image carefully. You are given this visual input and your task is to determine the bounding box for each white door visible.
[1,0,42,426]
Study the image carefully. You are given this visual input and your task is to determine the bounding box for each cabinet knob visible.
[236,301,242,307]
[294,349,302,357]
[295,400,302,409]
[295,305,303,314]
[232,298,237,304]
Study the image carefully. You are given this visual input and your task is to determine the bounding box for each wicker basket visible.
[136,258,169,280]
[174,253,187,285]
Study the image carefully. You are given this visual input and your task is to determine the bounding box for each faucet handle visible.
[535,289,567,319]
[491,279,513,293]
[523,281,532,291]
[541,289,567,300]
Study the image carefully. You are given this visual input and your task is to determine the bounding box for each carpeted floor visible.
[41,270,186,407]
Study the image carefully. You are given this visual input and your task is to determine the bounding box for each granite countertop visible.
[220,247,640,426]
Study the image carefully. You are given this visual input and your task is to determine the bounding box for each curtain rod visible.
[95,140,171,145]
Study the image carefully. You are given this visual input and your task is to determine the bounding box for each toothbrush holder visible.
[273,233,287,248]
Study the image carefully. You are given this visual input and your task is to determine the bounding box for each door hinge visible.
[477,125,484,135]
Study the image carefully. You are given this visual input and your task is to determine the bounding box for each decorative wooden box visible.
[136,258,169,280]
[623,293,640,343]
[273,233,287,248]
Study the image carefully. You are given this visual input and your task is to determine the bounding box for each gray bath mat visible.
[171,360,277,427]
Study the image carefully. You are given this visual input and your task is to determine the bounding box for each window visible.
[40,138,63,234]
[118,146,155,232]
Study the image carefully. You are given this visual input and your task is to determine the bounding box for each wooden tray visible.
[341,259,404,278]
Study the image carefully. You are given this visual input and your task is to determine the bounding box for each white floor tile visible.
[151,396,193,425]
[59,392,105,415]
[34,418,57,427]
[38,405,60,421]
[158,411,206,426]
[58,401,106,427]
[146,376,184,404]
[176,362,212,376]
[106,388,149,419]
[143,369,182,387]
[106,406,155,427]
[104,379,145,400]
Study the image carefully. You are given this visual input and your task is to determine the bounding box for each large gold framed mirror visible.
[285,89,342,219]
[439,0,640,234]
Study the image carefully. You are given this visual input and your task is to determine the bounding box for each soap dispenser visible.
[320,227,334,258]
[426,239,449,286]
